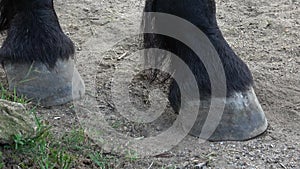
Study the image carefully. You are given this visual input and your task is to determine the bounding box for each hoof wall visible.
[4,59,85,106]
[189,87,267,141]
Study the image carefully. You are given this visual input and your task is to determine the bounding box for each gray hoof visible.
[4,59,85,106]
[189,87,268,141]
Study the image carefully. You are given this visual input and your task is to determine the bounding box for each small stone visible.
[54,116,61,120]
[83,8,90,12]
[249,152,255,157]
[195,162,207,169]
[156,126,162,131]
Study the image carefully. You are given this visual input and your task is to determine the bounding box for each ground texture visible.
[1,0,299,168]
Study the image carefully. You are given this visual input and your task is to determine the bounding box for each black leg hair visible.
[143,0,254,112]
[0,0,17,31]
[0,0,74,68]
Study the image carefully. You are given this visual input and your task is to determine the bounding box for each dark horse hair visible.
[0,0,74,68]
[143,0,254,110]
[143,0,254,93]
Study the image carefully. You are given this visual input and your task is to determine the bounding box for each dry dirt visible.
[2,0,300,168]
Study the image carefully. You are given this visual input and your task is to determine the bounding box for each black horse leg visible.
[0,0,85,106]
[143,0,267,141]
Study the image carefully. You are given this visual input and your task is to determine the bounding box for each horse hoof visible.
[4,59,85,106]
[189,87,268,141]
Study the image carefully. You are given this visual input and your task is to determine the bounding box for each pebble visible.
[195,162,207,169]
[54,116,61,120]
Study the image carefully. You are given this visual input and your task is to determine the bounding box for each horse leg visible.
[143,0,267,141]
[0,0,85,106]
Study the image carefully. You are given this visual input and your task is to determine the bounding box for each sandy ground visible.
[1,0,300,168]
